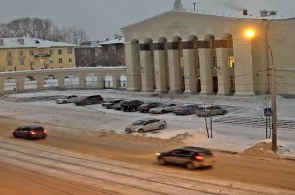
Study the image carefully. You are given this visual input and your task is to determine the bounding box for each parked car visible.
[156,146,217,170]
[149,103,178,114]
[196,106,227,117]
[55,95,79,104]
[74,95,103,106]
[121,100,144,112]
[113,101,125,110]
[173,104,199,115]
[12,125,47,140]
[125,118,167,133]
[137,102,162,112]
[102,99,124,109]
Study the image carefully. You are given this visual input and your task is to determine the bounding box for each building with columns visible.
[122,11,295,95]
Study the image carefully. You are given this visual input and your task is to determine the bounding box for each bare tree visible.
[200,96,216,138]
[113,32,123,39]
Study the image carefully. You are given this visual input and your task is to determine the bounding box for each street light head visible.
[244,29,256,38]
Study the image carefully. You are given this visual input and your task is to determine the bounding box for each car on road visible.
[173,104,199,115]
[55,95,80,104]
[196,106,227,117]
[156,146,217,170]
[121,100,144,112]
[12,125,47,140]
[102,99,124,109]
[149,103,178,114]
[125,118,167,133]
[137,102,162,113]
[74,95,103,106]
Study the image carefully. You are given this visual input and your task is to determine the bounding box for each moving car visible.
[55,95,79,104]
[74,95,103,106]
[149,103,177,114]
[121,100,144,112]
[125,118,167,133]
[137,102,161,112]
[156,146,217,170]
[196,106,227,117]
[12,125,47,139]
[173,104,199,115]
[102,99,124,109]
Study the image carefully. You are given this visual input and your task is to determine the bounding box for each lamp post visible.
[245,29,277,152]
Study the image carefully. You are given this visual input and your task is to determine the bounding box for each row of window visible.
[6,49,73,57]
[7,58,73,66]
[191,56,234,68]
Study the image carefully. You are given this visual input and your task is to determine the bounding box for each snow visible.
[99,38,124,45]
[2,89,295,157]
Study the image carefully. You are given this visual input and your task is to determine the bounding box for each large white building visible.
[122,10,295,95]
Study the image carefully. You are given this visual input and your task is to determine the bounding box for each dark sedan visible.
[156,146,217,170]
[112,101,125,110]
[137,102,161,113]
[74,95,103,106]
[102,99,124,109]
[12,125,47,140]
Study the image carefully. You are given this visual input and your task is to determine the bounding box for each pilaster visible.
[216,48,230,95]
[183,49,197,94]
[140,50,154,92]
[199,49,213,94]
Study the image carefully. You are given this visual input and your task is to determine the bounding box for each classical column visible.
[183,48,197,94]
[140,50,154,92]
[233,38,255,95]
[112,75,120,90]
[167,49,182,94]
[199,48,213,94]
[57,76,65,89]
[35,76,44,91]
[97,77,105,89]
[125,42,141,91]
[154,48,168,93]
[216,48,230,95]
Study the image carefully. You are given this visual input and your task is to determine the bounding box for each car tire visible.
[26,135,32,140]
[62,101,66,104]
[223,111,227,115]
[161,110,165,114]
[138,129,144,133]
[159,125,165,130]
[186,111,190,115]
[186,162,195,170]
[158,157,167,165]
[42,135,46,139]
[13,133,18,138]
[132,107,136,112]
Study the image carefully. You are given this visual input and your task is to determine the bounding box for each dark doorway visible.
[213,76,218,93]
[197,78,201,93]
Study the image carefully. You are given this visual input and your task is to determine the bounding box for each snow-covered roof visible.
[80,40,103,48]
[0,37,76,49]
[99,37,124,45]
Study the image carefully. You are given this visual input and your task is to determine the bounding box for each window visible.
[8,61,12,66]
[20,60,24,65]
[58,50,62,55]
[19,51,24,56]
[59,58,63,63]
[196,56,200,68]
[30,51,34,56]
[7,51,12,57]
[50,59,54,64]
[212,56,217,68]
[49,50,53,55]
[230,76,235,88]
[67,48,72,54]
[39,50,44,55]
[229,56,234,68]
[69,58,72,62]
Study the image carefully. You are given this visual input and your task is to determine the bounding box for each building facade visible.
[0,37,76,72]
[122,11,295,95]
[99,38,125,66]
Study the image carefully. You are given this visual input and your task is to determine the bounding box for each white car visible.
[125,118,167,133]
[55,95,79,104]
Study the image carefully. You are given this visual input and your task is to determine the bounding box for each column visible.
[125,42,141,91]
[35,76,44,91]
[233,38,255,95]
[0,77,4,95]
[79,75,86,88]
[183,49,197,94]
[57,76,65,89]
[167,49,182,94]
[154,49,168,93]
[199,49,213,94]
[112,75,120,90]
[16,77,25,92]
[97,77,105,89]
[140,50,154,92]
[216,48,230,95]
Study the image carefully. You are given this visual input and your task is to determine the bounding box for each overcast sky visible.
[0,0,294,40]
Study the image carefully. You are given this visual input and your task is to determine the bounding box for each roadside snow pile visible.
[241,141,279,158]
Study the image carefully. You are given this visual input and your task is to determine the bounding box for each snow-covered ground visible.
[1,89,295,157]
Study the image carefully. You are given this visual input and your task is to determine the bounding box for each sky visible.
[0,0,294,40]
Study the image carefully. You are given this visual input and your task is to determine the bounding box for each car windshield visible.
[106,99,115,103]
[132,120,146,125]
[157,104,167,108]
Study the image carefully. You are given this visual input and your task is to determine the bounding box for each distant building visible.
[75,40,103,67]
[0,37,76,72]
[100,37,125,67]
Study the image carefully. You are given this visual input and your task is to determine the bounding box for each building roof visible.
[99,37,124,45]
[80,40,103,48]
[0,37,76,49]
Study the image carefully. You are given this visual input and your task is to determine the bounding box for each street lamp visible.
[244,29,277,152]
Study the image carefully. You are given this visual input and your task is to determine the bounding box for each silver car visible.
[196,106,227,117]
[149,103,178,114]
[55,95,79,104]
[125,118,167,133]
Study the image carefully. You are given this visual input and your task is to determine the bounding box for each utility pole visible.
[193,3,196,11]
[271,65,277,151]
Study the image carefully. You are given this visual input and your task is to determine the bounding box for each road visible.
[0,116,295,194]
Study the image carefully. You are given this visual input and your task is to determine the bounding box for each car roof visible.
[142,118,160,121]
[25,125,44,128]
[181,146,211,152]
